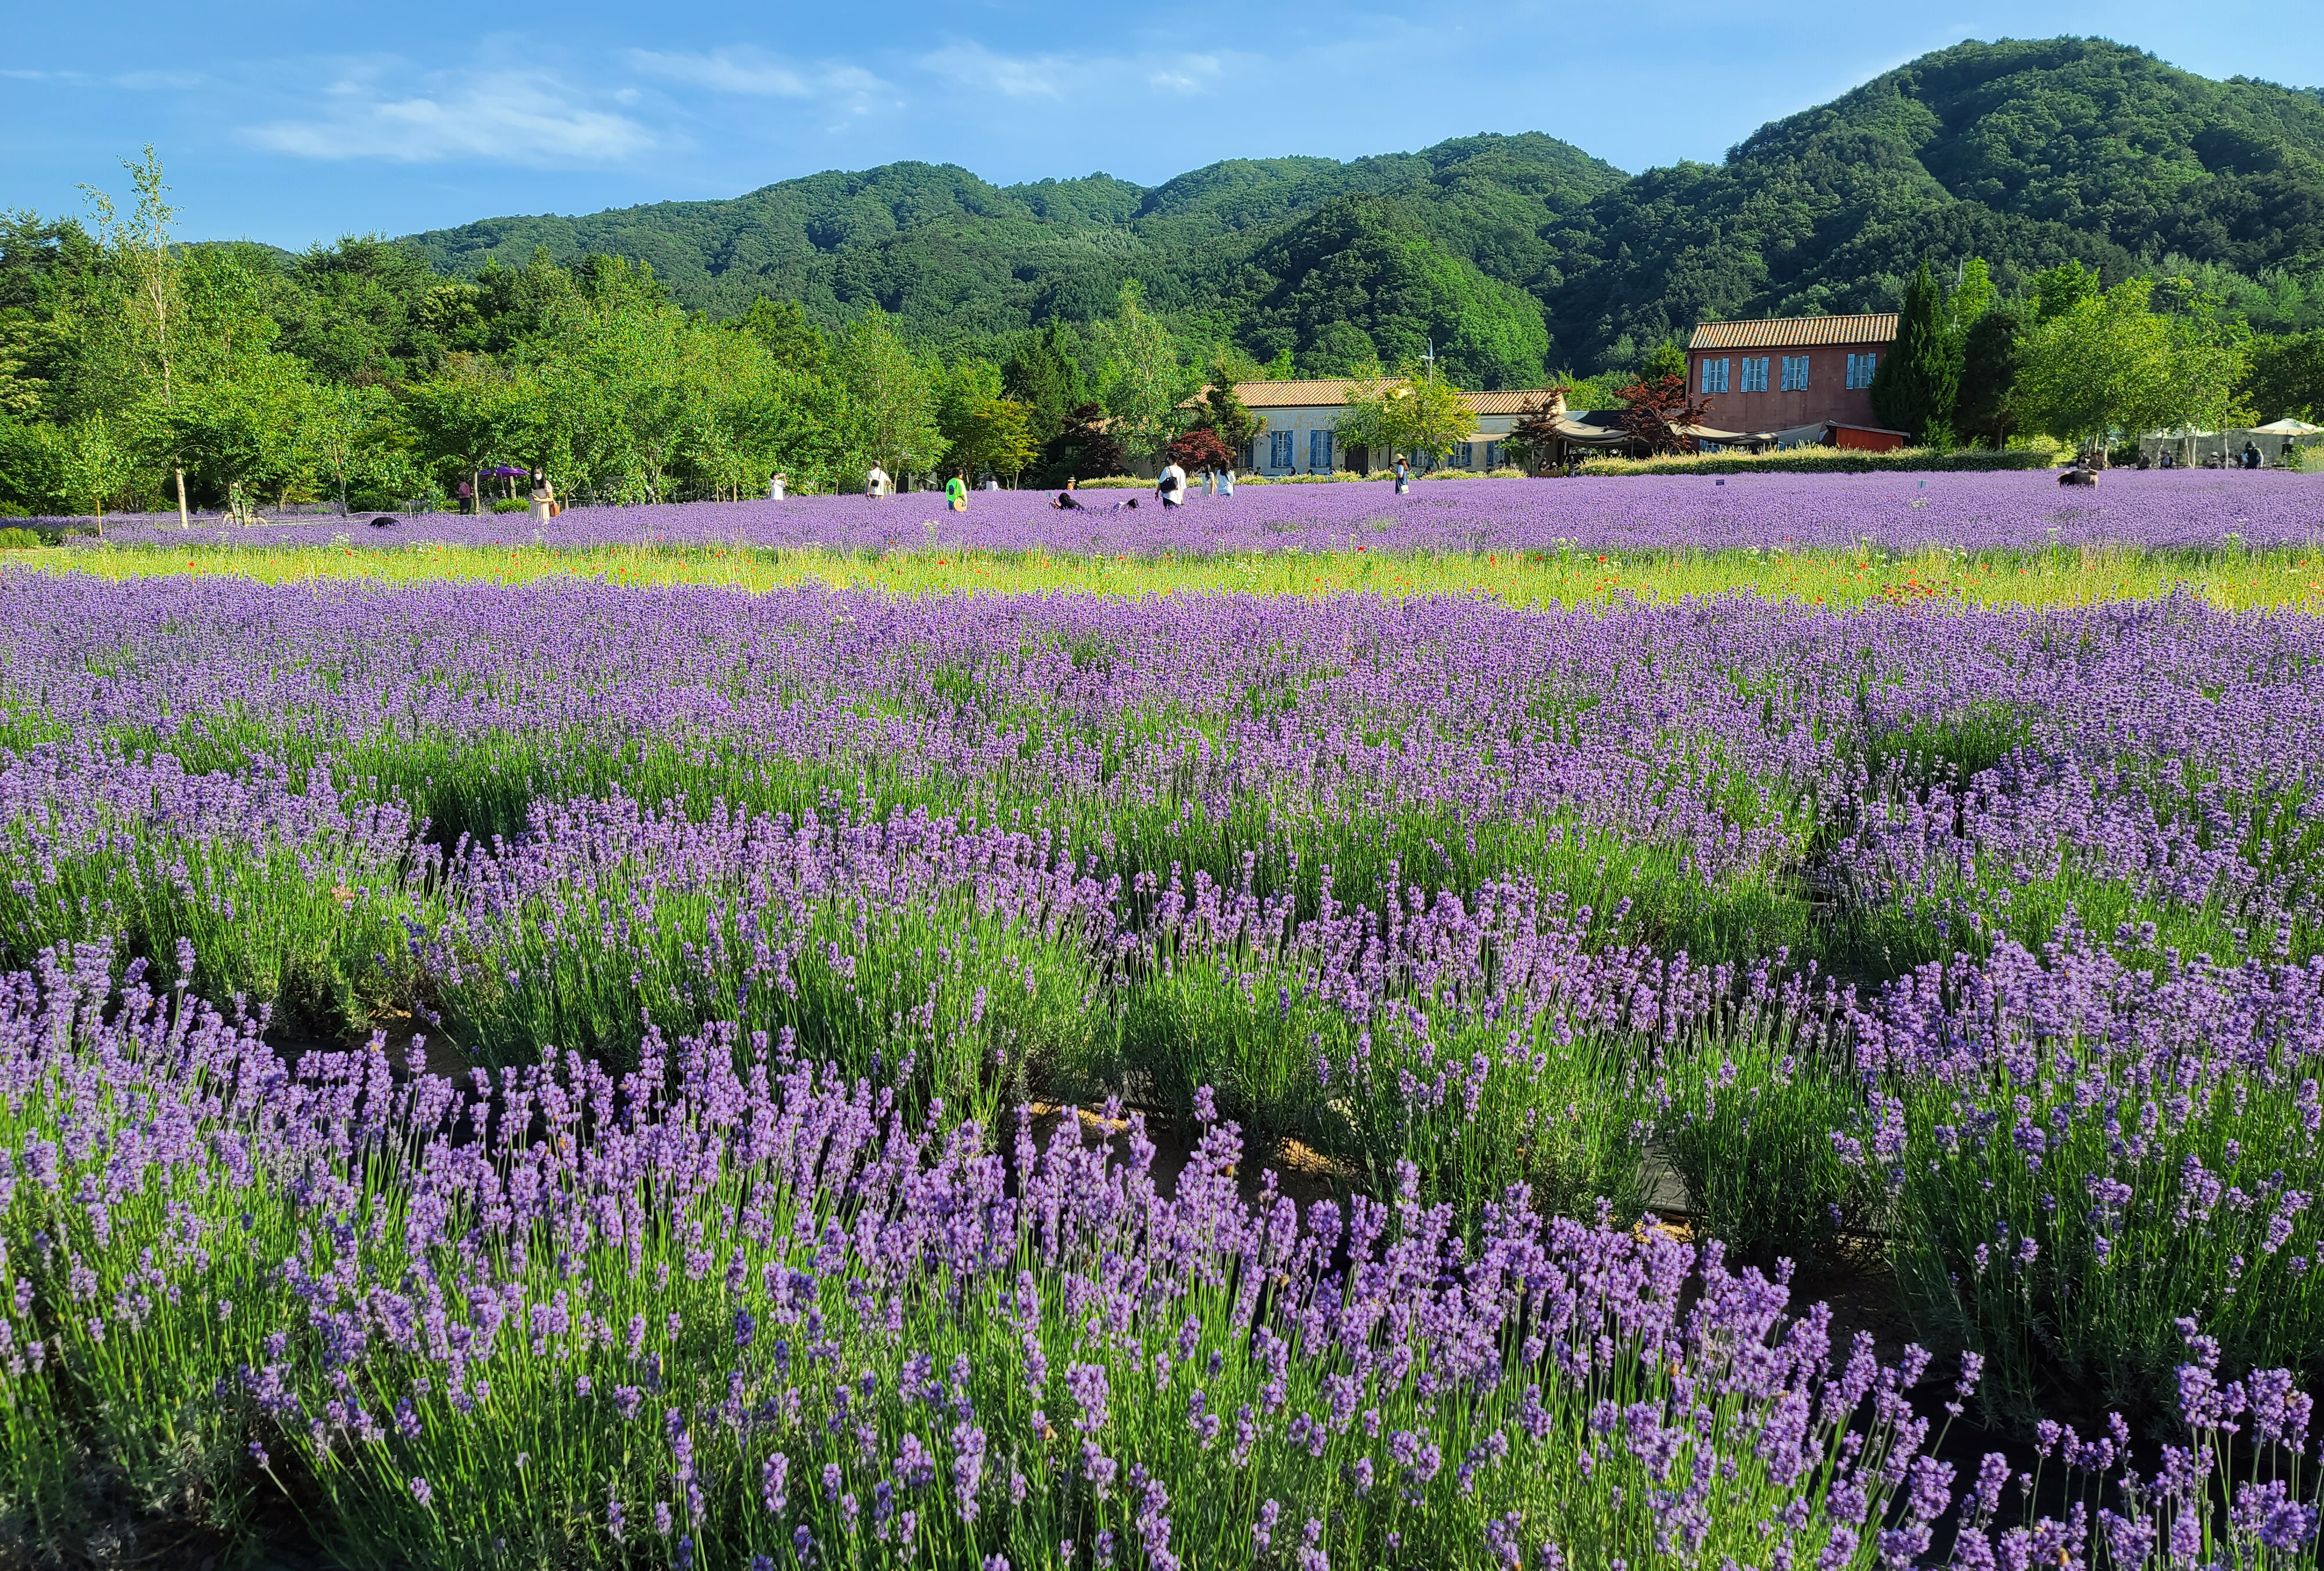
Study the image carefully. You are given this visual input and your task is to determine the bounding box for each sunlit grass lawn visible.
[22,540,2324,608]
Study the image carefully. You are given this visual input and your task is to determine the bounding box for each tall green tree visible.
[1337,360,1473,466]
[1954,299,2026,447]
[836,307,942,485]
[1640,339,1688,383]
[305,381,384,514]
[937,360,1037,485]
[730,297,830,374]
[1871,261,1961,445]
[2032,261,2101,325]
[2161,279,2253,453]
[1002,324,1086,447]
[77,148,188,517]
[2246,331,2324,420]
[405,354,530,508]
[58,409,133,527]
[2015,277,2178,453]
[1092,282,1191,465]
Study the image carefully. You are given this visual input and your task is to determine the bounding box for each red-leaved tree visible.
[1616,375,1715,455]
[1167,428,1236,473]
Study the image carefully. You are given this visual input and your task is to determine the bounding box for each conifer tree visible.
[1871,261,1961,445]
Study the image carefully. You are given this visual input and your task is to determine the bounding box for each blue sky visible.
[8,2,2324,248]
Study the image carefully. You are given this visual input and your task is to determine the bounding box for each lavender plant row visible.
[4,573,2318,975]
[59,471,2324,554]
[1,948,2316,1570]
[419,790,2324,1405]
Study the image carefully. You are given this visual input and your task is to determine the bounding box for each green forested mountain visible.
[1551,36,2324,365]
[394,38,2324,384]
[399,135,1620,385]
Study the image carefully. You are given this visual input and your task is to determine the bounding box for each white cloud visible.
[923,39,1232,101]
[629,46,889,108]
[243,71,660,165]
[1149,53,1222,95]
[114,70,205,90]
[920,41,1074,99]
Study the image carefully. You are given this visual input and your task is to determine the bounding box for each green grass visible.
[34,540,2324,609]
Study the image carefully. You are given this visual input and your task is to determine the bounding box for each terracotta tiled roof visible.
[1465,389,1564,415]
[1215,380,1566,413]
[1688,314,1898,350]
[1231,378,1372,408]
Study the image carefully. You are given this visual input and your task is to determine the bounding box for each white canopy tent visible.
[2140,420,2318,468]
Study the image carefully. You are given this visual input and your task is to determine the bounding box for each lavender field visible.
[1,561,2320,1568]
[55,468,2324,554]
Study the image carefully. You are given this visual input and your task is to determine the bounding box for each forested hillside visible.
[400,134,1621,386]
[399,38,2324,378]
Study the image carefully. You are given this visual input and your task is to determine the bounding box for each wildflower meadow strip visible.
[54,470,2324,555]
[6,946,2319,1570]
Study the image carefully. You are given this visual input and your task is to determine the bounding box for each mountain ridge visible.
[394,37,2324,382]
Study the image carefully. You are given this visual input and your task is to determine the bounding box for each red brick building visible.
[1686,313,1899,436]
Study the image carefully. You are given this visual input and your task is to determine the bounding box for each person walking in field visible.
[866,465,891,498]
[945,474,969,512]
[768,471,787,500]
[528,471,557,522]
[1393,457,1411,494]
[1156,460,1187,508]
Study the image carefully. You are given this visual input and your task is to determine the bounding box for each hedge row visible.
[1576,445,2062,476]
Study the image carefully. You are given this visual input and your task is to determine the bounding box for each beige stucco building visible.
[1199,380,1568,475]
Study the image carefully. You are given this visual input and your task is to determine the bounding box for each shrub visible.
[1577,445,2061,476]
[0,947,1990,1571]
[1843,925,2324,1424]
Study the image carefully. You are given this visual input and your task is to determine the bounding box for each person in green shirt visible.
[945,474,968,511]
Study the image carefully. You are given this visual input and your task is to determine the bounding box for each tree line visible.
[1867,257,2280,455]
[0,155,1318,518]
[16,151,2324,518]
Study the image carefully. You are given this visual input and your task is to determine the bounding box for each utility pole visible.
[1422,340,1437,383]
